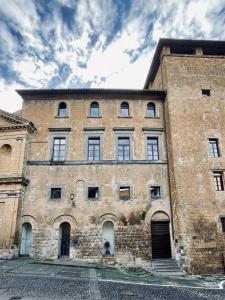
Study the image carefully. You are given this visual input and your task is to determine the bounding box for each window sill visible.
[54,116,69,118]
[151,197,162,200]
[145,116,160,119]
[117,116,133,118]
[87,116,102,118]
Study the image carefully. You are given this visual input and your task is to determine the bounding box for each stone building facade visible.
[1,38,225,274]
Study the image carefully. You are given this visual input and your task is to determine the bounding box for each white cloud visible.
[1,0,225,113]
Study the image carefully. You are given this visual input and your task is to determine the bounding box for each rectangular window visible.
[117,137,130,160]
[213,172,224,191]
[52,137,66,161]
[50,188,62,199]
[147,137,159,160]
[209,139,219,157]
[221,217,225,232]
[119,186,130,200]
[88,187,99,200]
[88,137,100,160]
[202,89,210,96]
[150,186,161,199]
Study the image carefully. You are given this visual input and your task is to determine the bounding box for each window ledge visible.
[145,116,160,119]
[87,116,102,118]
[54,116,69,119]
[117,116,133,118]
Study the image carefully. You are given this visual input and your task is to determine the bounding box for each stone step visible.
[151,259,183,275]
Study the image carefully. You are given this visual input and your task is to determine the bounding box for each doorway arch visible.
[20,222,32,256]
[151,211,171,259]
[59,222,71,257]
[102,221,114,256]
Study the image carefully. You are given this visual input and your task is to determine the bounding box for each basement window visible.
[50,187,62,199]
[202,89,211,96]
[88,187,99,200]
[221,217,225,233]
[150,186,161,199]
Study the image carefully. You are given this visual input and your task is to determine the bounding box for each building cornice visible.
[16,88,166,100]
[0,176,30,186]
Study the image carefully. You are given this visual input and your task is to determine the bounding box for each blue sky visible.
[0,0,225,112]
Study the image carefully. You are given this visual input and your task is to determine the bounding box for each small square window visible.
[119,186,130,200]
[88,187,99,200]
[202,89,210,96]
[221,217,225,232]
[150,186,161,199]
[50,188,62,199]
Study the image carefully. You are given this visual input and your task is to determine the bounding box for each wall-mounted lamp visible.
[70,193,75,200]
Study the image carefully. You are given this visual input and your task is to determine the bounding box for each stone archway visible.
[151,211,171,259]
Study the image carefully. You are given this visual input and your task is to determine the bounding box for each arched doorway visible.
[59,222,71,257]
[20,222,32,256]
[151,212,171,259]
[102,221,114,256]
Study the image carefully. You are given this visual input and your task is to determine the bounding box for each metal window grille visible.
[147,138,159,160]
[209,139,219,157]
[52,138,66,161]
[88,137,100,160]
[117,137,130,160]
[213,172,224,191]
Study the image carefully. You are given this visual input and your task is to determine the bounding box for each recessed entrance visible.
[20,222,32,256]
[102,221,114,256]
[151,212,171,259]
[59,222,71,257]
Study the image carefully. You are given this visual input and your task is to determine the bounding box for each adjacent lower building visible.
[1,38,225,274]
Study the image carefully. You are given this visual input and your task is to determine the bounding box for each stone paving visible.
[0,259,224,299]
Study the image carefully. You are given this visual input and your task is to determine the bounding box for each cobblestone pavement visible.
[0,259,224,299]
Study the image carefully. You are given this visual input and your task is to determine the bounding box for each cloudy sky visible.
[0,0,225,112]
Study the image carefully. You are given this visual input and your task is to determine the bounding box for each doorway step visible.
[151,259,184,276]
[101,257,115,265]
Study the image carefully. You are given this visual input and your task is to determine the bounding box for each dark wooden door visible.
[151,221,171,259]
[60,222,70,257]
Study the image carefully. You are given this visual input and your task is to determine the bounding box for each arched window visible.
[90,102,99,117]
[58,102,67,117]
[120,102,129,117]
[0,144,12,172]
[147,102,156,117]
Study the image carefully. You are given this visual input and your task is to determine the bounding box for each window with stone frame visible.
[213,172,224,191]
[50,187,62,199]
[147,102,156,117]
[150,186,161,199]
[90,102,99,117]
[88,137,100,160]
[117,137,130,160]
[119,186,130,200]
[209,139,220,157]
[88,187,99,200]
[120,102,129,117]
[52,137,66,161]
[58,102,67,117]
[147,137,159,160]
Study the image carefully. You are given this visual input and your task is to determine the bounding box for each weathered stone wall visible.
[154,52,225,273]
[18,95,172,266]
